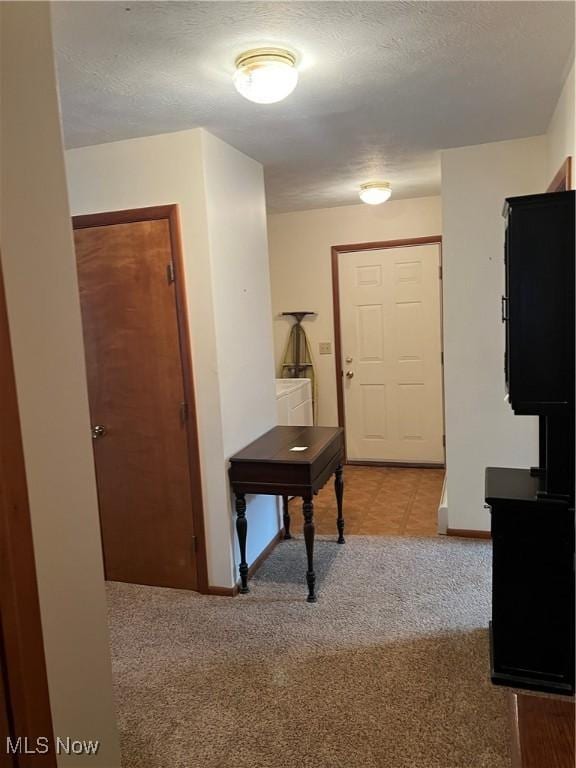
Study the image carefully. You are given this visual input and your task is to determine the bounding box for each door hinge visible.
[167,262,175,284]
[438,265,443,280]
[179,401,188,424]
[442,434,446,447]
[191,535,198,553]
[441,350,444,365]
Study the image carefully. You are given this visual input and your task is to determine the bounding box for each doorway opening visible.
[72,205,208,592]
[322,235,446,537]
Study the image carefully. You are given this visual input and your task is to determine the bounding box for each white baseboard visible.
[437,475,448,534]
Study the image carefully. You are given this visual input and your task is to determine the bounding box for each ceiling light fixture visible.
[359,182,392,205]
[234,48,298,104]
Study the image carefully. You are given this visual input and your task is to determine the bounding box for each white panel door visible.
[339,244,444,463]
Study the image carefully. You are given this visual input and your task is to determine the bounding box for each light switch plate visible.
[319,342,332,355]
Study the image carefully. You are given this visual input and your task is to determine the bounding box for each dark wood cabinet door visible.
[503,191,575,415]
[486,468,575,695]
[74,216,199,590]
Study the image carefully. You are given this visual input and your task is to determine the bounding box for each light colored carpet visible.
[106,536,510,768]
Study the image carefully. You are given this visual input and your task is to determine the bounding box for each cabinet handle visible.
[501,296,509,323]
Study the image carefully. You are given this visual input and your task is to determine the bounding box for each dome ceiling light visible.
[359,182,392,205]
[234,48,298,104]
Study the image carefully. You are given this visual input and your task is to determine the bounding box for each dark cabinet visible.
[503,191,575,415]
[486,190,575,696]
[486,468,574,695]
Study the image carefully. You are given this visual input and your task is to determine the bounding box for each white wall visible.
[441,136,547,532]
[268,197,442,426]
[65,128,279,588]
[201,131,279,568]
[546,61,575,186]
[0,3,121,764]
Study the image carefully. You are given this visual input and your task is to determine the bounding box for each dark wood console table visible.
[228,426,345,602]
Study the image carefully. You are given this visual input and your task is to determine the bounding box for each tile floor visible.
[287,465,445,537]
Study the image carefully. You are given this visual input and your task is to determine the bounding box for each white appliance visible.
[275,378,313,426]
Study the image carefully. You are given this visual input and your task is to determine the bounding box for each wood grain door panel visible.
[75,218,198,589]
[0,648,16,768]
[339,244,444,463]
[0,260,55,763]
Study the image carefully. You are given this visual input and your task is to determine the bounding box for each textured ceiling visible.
[52,1,574,212]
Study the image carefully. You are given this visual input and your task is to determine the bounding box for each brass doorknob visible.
[91,425,107,439]
[346,370,354,379]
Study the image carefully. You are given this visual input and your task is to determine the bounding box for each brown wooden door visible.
[74,210,201,590]
[0,259,55,765]
[0,642,16,768]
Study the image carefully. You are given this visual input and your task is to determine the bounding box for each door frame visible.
[0,258,56,765]
[547,156,572,193]
[331,235,445,466]
[72,205,209,594]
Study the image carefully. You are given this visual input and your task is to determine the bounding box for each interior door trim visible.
[72,205,209,594]
[0,257,56,764]
[547,156,572,193]
[331,235,444,463]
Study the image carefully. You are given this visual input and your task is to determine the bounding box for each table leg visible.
[235,493,249,594]
[335,463,345,544]
[302,494,317,602]
[282,495,292,539]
